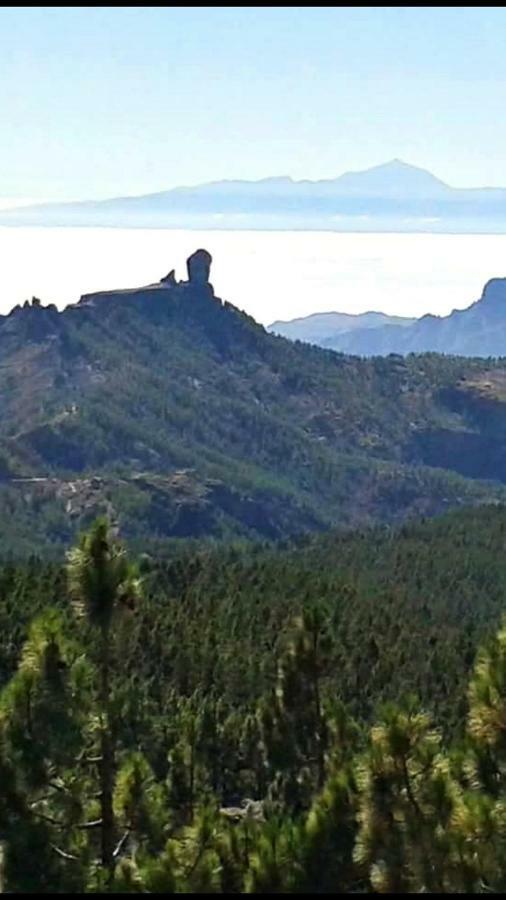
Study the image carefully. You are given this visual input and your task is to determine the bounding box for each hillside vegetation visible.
[2,256,506,552]
[3,507,506,890]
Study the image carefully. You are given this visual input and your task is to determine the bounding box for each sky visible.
[2,228,506,324]
[2,6,506,202]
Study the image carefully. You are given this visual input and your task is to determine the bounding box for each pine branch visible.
[33,811,65,827]
[50,843,79,862]
[73,750,103,765]
[33,810,102,830]
[30,795,52,807]
[77,818,103,830]
[48,780,72,795]
[113,830,130,859]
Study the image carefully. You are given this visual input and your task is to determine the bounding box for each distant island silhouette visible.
[4,160,506,233]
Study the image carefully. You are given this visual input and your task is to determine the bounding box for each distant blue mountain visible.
[4,160,506,232]
[275,279,506,358]
[269,310,416,345]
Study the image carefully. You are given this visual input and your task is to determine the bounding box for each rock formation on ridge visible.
[186,249,212,285]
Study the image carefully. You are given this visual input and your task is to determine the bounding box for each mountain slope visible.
[2,252,506,553]
[4,160,506,232]
[324,279,506,356]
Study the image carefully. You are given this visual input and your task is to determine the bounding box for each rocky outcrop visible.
[187,249,212,285]
[219,799,264,823]
[74,251,215,311]
[161,269,177,286]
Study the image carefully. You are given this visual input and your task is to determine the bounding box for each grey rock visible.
[187,249,212,285]
[161,269,177,286]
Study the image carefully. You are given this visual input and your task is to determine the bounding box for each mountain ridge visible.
[271,277,506,357]
[322,278,506,356]
[2,250,506,553]
[269,310,417,344]
[4,160,506,232]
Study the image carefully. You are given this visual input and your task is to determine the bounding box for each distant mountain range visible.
[270,279,506,357]
[5,160,506,232]
[269,311,416,346]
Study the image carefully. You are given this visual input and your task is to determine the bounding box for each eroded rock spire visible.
[186,249,212,285]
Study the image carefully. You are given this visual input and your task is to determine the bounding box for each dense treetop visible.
[3,507,506,891]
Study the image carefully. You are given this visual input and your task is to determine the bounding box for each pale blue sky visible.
[2,6,506,201]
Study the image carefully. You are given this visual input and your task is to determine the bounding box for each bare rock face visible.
[219,799,264,824]
[160,269,177,286]
[186,249,212,285]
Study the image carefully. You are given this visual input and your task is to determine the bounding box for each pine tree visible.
[452,617,506,892]
[0,610,88,891]
[66,518,142,878]
[113,750,168,854]
[354,697,451,893]
[244,816,303,893]
[298,704,362,893]
[258,608,332,811]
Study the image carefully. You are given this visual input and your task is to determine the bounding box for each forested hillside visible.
[3,253,506,552]
[3,507,506,891]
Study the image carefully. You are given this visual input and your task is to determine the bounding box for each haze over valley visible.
[3,226,506,326]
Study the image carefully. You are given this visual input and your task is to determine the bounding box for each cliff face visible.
[2,253,506,553]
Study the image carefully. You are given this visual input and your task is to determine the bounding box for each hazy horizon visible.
[4,158,506,210]
[3,8,506,325]
[3,8,506,203]
[2,226,506,326]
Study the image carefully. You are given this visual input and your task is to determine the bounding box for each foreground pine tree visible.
[66,518,142,880]
[5,515,506,891]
